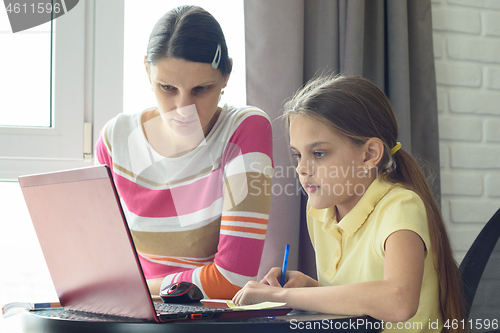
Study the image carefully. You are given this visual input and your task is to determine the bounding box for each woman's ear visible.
[144,56,152,85]
[222,58,233,87]
[363,138,384,169]
[223,73,230,88]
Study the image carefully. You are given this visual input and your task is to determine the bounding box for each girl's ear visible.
[363,138,384,169]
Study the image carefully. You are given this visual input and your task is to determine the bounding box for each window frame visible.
[0,0,124,180]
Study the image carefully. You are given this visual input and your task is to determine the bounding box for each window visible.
[0,15,51,127]
[0,2,87,180]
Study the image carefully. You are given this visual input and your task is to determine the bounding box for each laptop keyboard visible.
[30,308,148,322]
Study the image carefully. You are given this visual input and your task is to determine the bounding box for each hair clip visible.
[390,142,401,155]
[212,44,222,69]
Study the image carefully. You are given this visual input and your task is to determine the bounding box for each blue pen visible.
[280,244,290,287]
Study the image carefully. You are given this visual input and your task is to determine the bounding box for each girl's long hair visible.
[283,75,465,332]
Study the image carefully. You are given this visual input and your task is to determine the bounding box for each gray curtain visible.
[245,0,440,279]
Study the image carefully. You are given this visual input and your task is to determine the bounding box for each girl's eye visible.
[292,153,301,160]
[314,152,325,158]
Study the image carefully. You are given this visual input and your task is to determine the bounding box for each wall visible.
[432,0,500,263]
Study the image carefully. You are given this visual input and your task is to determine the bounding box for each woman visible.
[95,5,273,300]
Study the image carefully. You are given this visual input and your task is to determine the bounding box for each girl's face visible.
[146,57,229,138]
[289,114,373,218]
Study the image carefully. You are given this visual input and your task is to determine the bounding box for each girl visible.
[95,6,273,299]
[233,75,465,332]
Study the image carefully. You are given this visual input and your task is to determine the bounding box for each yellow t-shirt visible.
[307,177,442,332]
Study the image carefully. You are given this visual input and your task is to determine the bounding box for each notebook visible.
[18,165,291,323]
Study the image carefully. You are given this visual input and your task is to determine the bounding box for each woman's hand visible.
[260,267,319,288]
[146,277,165,296]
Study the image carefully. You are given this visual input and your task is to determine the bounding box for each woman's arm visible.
[151,111,274,300]
[147,277,164,295]
[233,229,425,323]
[195,113,273,299]
[94,119,114,167]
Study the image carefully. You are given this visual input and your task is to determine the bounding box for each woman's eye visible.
[314,152,325,158]
[292,153,301,160]
[160,85,175,92]
[194,86,209,93]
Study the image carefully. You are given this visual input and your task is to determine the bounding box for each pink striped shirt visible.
[95,105,273,299]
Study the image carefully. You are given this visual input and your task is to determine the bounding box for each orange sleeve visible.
[199,263,242,299]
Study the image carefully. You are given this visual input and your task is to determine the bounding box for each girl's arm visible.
[233,229,425,323]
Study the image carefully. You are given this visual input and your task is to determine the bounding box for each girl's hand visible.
[260,267,319,288]
[232,267,319,306]
[232,280,283,305]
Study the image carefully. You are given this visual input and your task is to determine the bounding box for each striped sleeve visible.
[160,113,273,299]
[95,120,113,167]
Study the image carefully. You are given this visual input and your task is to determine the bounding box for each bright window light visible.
[0,9,51,127]
[123,0,246,115]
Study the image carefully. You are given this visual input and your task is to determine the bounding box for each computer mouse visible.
[160,281,204,303]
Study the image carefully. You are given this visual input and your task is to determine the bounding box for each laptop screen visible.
[19,166,156,320]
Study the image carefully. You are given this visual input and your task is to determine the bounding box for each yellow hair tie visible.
[390,142,401,155]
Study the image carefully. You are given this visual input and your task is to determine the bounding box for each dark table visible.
[22,308,383,332]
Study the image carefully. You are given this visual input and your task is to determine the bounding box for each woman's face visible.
[146,57,229,138]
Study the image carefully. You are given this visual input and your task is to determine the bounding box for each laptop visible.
[18,165,291,323]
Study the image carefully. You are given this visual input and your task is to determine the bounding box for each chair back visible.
[459,207,500,330]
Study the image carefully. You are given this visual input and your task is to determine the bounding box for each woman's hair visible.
[145,5,232,75]
[283,75,466,332]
